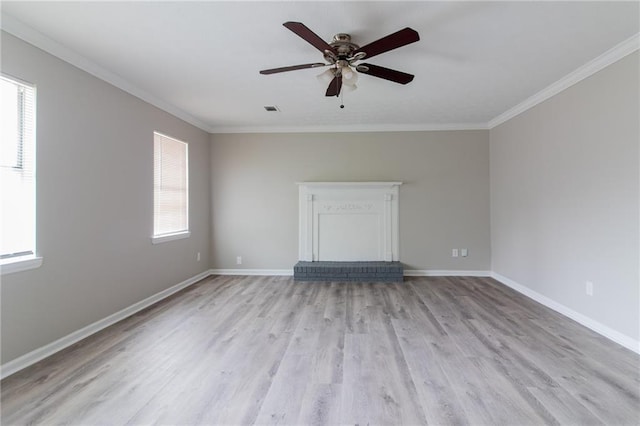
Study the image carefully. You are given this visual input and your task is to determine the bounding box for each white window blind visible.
[153,132,188,239]
[1,75,36,261]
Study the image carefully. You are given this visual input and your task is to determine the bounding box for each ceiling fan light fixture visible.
[342,65,358,85]
[316,68,335,84]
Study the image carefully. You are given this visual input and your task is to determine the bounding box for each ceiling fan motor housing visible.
[325,33,363,64]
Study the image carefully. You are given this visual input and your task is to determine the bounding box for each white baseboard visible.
[210,269,293,276]
[210,268,492,277]
[404,269,491,277]
[491,272,640,355]
[0,269,212,380]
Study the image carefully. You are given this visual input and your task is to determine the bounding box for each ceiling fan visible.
[260,22,420,98]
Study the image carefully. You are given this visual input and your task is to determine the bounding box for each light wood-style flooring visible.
[2,275,639,425]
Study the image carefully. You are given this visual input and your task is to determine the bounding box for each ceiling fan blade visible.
[358,63,414,84]
[325,76,342,97]
[283,22,337,54]
[354,27,419,60]
[260,63,327,75]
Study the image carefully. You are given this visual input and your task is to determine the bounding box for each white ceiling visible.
[1,1,638,133]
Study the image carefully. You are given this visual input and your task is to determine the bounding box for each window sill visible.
[0,255,43,275]
[152,231,191,245]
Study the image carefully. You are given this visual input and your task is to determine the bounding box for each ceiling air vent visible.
[264,105,279,112]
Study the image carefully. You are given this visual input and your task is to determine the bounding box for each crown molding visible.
[209,122,489,134]
[488,33,640,129]
[0,13,215,133]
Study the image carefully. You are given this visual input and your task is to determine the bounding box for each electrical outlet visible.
[197,252,201,262]
[452,249,459,258]
[461,248,468,257]
[236,256,242,265]
[586,281,593,296]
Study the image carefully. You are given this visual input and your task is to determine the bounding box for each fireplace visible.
[297,182,402,262]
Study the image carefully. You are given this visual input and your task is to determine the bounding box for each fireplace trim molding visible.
[296,182,402,262]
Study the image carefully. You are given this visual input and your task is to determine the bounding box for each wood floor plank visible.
[527,385,606,426]
[253,354,313,424]
[392,318,471,425]
[310,316,344,385]
[323,282,346,321]
[2,275,639,425]
[341,310,427,425]
[297,384,342,425]
[345,282,369,334]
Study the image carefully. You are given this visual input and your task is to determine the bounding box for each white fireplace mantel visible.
[297,182,402,262]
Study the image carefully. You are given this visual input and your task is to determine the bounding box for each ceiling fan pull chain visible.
[340,88,345,109]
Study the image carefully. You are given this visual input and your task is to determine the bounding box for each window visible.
[0,74,41,274]
[152,132,189,243]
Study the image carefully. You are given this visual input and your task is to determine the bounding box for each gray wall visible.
[210,131,491,271]
[1,33,211,363]
[490,52,639,341]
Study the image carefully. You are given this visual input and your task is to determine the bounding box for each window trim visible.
[151,230,191,245]
[0,255,43,276]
